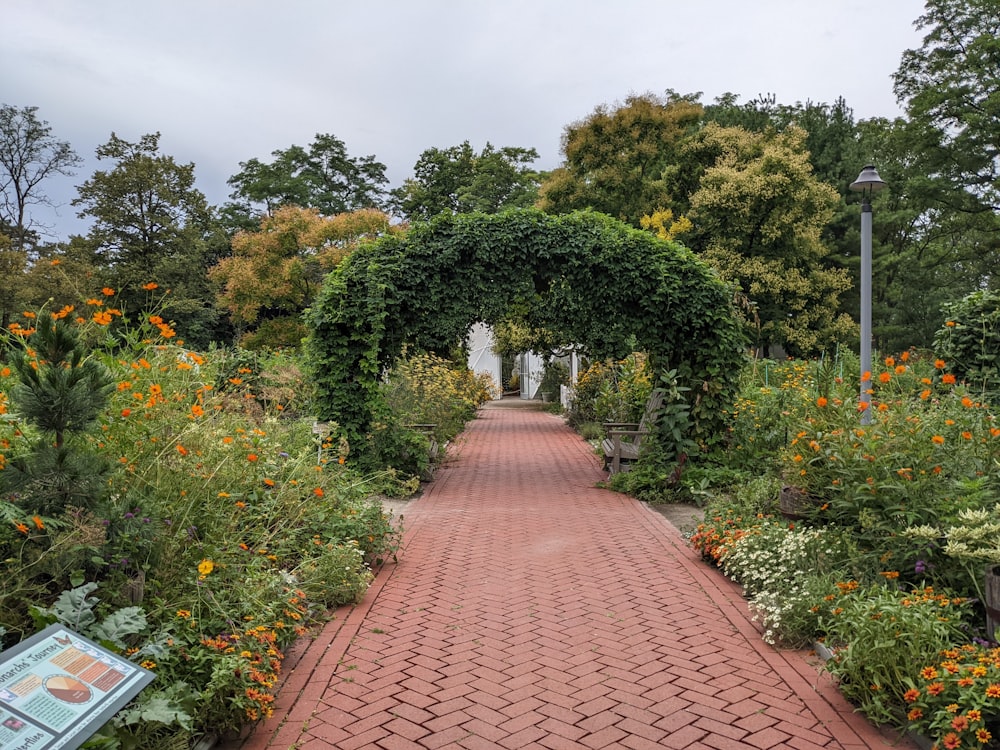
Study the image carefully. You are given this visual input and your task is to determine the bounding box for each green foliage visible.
[538,92,704,226]
[392,141,541,221]
[2,316,114,514]
[32,582,147,649]
[291,539,373,608]
[72,132,227,347]
[568,354,652,427]
[224,132,389,223]
[893,0,1000,215]
[681,123,852,355]
[306,209,747,465]
[935,290,1000,394]
[537,359,569,400]
[776,352,1000,580]
[901,642,1000,749]
[820,584,971,726]
[382,350,497,445]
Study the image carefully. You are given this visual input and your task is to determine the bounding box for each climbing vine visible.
[305,209,747,459]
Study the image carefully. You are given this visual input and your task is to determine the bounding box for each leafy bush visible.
[568,354,651,427]
[819,584,972,726]
[935,290,1000,395]
[382,350,497,446]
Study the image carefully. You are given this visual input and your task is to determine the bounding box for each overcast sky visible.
[6,0,927,240]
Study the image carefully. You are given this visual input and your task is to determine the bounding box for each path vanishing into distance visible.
[227,399,911,750]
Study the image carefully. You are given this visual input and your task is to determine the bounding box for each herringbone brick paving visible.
[230,402,913,750]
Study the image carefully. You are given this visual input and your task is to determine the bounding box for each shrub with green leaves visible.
[819,584,972,726]
[935,289,1000,395]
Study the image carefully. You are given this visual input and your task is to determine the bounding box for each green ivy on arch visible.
[305,208,747,459]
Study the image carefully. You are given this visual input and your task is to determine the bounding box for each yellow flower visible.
[198,559,215,577]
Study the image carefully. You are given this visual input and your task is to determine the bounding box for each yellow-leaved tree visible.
[209,206,401,348]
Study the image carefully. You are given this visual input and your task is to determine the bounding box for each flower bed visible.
[691,353,1000,748]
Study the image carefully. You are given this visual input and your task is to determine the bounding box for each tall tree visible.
[391,141,541,221]
[225,133,389,227]
[893,0,1000,215]
[681,124,851,354]
[209,206,399,348]
[0,104,82,253]
[73,132,225,346]
[538,92,703,226]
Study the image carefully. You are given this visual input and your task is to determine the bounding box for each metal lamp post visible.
[849,165,886,424]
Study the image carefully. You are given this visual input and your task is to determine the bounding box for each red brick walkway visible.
[229,403,911,750]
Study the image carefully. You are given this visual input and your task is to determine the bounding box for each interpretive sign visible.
[0,624,154,750]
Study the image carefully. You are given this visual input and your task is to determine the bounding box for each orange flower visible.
[962,431,973,440]
[142,282,159,290]
[13,521,28,535]
[986,683,1000,698]
[945,320,956,327]
[932,435,945,445]
[313,487,324,497]
[962,396,974,408]
[920,389,932,400]
[32,515,44,530]
[263,478,275,487]
[894,365,906,375]
[878,372,892,384]
[903,688,920,703]
[900,351,910,361]
[102,287,115,296]
[935,359,946,369]
[927,682,946,696]
[816,396,828,408]
[941,373,957,384]
[884,356,895,367]
[190,404,204,417]
[907,708,923,721]
[941,732,960,750]
[176,445,188,456]
[247,453,258,462]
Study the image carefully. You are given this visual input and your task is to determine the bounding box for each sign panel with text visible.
[0,624,154,750]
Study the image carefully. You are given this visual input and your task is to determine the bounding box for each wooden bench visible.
[601,390,664,474]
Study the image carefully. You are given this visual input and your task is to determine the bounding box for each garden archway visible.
[306,209,746,458]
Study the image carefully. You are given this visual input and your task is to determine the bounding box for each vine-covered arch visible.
[305,209,746,455]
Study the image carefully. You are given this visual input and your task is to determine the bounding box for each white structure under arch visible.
[466,323,580,403]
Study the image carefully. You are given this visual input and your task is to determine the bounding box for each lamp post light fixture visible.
[849,164,886,424]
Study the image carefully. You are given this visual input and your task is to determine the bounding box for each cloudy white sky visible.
[6,0,927,240]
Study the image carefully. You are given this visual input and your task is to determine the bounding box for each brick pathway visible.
[229,402,911,750]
